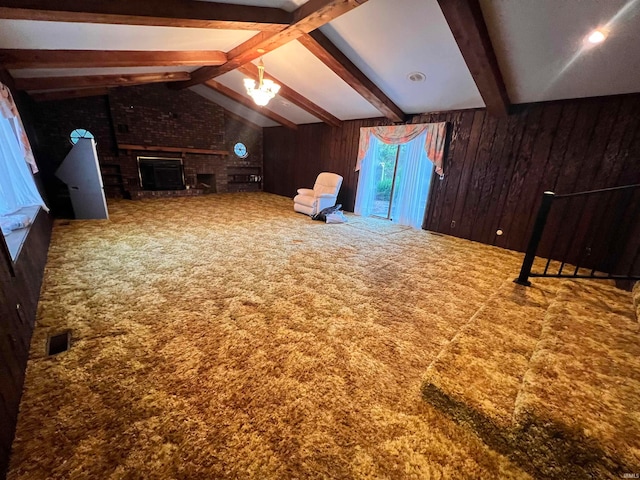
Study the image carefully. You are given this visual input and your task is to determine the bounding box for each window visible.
[1,84,48,260]
[69,128,94,145]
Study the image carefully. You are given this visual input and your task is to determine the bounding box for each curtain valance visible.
[355,122,447,176]
[1,83,38,173]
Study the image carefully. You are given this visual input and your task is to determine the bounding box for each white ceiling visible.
[197,0,306,13]
[1,0,639,127]
[480,0,640,103]
[217,68,321,124]
[320,0,484,113]
[260,41,382,120]
[0,20,257,51]
[189,84,279,127]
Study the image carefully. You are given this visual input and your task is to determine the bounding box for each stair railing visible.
[515,184,640,286]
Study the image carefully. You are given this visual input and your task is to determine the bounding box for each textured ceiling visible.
[0,0,638,126]
[480,0,640,103]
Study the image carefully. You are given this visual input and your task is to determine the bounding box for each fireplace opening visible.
[196,174,216,193]
[138,156,185,191]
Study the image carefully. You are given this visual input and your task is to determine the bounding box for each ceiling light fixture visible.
[587,29,607,44]
[407,71,426,83]
[244,58,281,107]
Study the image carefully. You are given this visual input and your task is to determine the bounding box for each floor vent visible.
[47,331,71,356]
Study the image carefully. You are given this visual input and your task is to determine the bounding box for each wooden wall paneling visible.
[593,188,637,273]
[263,93,640,259]
[295,125,308,190]
[423,112,462,231]
[0,355,21,476]
[621,105,640,184]
[321,124,334,174]
[344,121,359,210]
[0,327,24,399]
[458,113,498,240]
[263,126,294,196]
[0,208,51,480]
[332,122,348,208]
[612,112,640,274]
[597,96,640,187]
[0,288,23,411]
[472,114,511,243]
[494,105,543,250]
[435,111,466,233]
[300,125,320,193]
[538,103,580,193]
[574,97,640,271]
[551,100,604,195]
[500,106,547,251]
[324,124,336,174]
[613,190,640,275]
[510,103,563,252]
[0,392,15,475]
[486,108,530,248]
[433,111,476,235]
[534,103,580,257]
[561,98,622,267]
[544,100,604,265]
[13,210,52,321]
[283,127,298,198]
[479,112,519,244]
[423,116,449,231]
[332,127,352,207]
[572,97,619,193]
[617,199,640,275]
[448,110,485,237]
[615,96,640,186]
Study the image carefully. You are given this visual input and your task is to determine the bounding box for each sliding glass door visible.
[371,143,399,218]
[355,131,433,229]
[389,132,433,228]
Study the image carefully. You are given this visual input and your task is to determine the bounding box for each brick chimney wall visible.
[29,83,263,205]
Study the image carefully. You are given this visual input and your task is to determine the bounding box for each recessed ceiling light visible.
[407,72,426,83]
[587,29,607,44]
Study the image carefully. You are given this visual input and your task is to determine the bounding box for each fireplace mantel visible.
[119,143,229,156]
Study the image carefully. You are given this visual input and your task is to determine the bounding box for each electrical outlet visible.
[450,220,456,228]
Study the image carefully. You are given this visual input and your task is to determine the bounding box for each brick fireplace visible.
[29,83,263,207]
[138,157,185,191]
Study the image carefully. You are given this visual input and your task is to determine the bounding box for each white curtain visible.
[354,131,433,229]
[0,100,48,216]
[355,122,447,176]
[390,131,433,229]
[354,135,382,218]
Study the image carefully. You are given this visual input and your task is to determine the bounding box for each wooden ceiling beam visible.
[0,0,291,31]
[29,87,109,102]
[0,49,228,69]
[0,66,15,90]
[298,30,405,122]
[436,0,509,116]
[203,79,297,130]
[237,63,342,128]
[175,0,369,88]
[14,72,190,91]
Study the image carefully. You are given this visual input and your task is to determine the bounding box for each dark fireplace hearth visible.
[138,157,185,191]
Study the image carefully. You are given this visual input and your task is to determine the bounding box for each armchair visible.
[293,172,343,216]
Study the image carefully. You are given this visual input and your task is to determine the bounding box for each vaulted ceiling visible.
[0,0,638,130]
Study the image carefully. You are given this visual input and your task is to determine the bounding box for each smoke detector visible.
[407,71,426,83]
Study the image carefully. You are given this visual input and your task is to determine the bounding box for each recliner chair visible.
[293,172,343,216]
